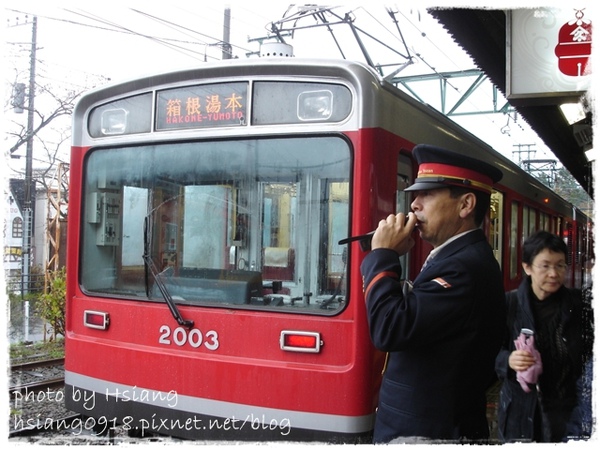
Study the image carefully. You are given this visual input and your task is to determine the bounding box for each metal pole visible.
[21,16,37,298]
[222,7,232,60]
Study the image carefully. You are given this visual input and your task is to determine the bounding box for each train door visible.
[554,215,562,236]
[507,201,521,284]
[121,187,148,264]
[397,153,415,275]
[488,190,504,266]
[183,185,232,269]
[322,181,349,294]
[259,181,297,288]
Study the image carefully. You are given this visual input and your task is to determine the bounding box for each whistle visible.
[338,231,375,251]
[338,231,375,246]
[338,215,413,251]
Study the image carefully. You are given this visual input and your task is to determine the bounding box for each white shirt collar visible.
[427,228,478,261]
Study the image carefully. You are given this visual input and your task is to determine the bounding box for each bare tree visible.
[5,74,104,211]
[7,84,77,157]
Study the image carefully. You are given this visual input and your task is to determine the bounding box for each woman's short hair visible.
[522,230,568,265]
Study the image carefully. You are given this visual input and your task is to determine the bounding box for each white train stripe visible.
[65,371,375,434]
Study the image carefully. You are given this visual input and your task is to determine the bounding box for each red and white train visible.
[64,57,593,442]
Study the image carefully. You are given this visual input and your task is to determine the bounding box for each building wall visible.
[3,190,24,275]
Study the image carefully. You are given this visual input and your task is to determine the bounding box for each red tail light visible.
[280,330,322,353]
[84,310,110,330]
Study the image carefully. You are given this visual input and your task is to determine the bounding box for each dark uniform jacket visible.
[495,279,592,442]
[361,229,505,443]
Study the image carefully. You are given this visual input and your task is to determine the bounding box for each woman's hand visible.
[508,349,536,372]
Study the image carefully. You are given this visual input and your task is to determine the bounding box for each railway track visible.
[9,376,65,396]
[10,357,65,393]
[11,357,65,371]
[7,357,178,443]
[9,357,71,440]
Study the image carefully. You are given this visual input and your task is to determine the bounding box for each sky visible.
[4,0,595,176]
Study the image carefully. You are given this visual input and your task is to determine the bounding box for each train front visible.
[64,60,383,442]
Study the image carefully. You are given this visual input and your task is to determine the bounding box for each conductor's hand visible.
[371,212,417,255]
[508,350,536,372]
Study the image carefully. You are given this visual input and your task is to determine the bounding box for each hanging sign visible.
[507,8,592,101]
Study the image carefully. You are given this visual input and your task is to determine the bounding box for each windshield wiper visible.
[143,216,194,328]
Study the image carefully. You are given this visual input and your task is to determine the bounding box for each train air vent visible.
[260,43,294,58]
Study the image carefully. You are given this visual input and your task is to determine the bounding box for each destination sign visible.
[156,82,248,130]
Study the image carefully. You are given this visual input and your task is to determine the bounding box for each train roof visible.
[74,57,587,222]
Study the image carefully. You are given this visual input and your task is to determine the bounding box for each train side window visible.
[529,208,537,235]
[488,190,503,266]
[522,205,537,240]
[540,212,550,231]
[509,201,520,280]
[522,206,529,244]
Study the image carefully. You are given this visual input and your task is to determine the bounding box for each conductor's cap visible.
[405,144,503,194]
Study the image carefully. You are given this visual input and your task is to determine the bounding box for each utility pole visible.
[22,16,37,297]
[222,7,232,59]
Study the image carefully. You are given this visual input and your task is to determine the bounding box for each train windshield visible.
[80,137,350,314]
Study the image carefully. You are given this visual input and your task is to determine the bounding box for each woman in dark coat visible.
[495,230,593,442]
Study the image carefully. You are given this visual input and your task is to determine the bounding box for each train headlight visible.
[88,92,152,138]
[101,108,128,135]
[297,90,333,121]
[251,82,351,125]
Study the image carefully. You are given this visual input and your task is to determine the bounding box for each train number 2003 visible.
[158,325,219,350]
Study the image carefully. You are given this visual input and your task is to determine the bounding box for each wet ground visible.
[7,296,54,344]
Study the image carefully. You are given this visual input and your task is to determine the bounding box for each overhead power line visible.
[63,8,212,61]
